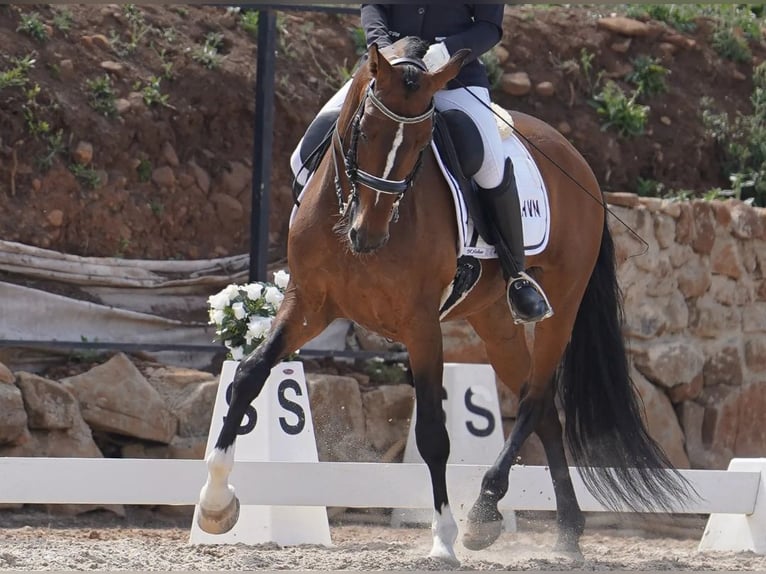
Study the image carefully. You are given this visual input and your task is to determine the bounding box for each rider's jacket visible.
[360,4,504,90]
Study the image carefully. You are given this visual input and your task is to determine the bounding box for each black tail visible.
[559,218,692,512]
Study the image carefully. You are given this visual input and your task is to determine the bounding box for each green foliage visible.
[139,76,170,107]
[69,163,102,189]
[712,25,752,63]
[192,32,224,69]
[17,12,47,42]
[362,360,409,385]
[626,4,697,33]
[37,129,66,171]
[480,50,502,90]
[136,158,152,182]
[577,47,603,96]
[114,4,154,56]
[240,10,259,39]
[591,81,648,138]
[350,26,366,56]
[86,74,117,117]
[635,177,665,197]
[700,62,766,206]
[22,83,50,137]
[51,8,73,32]
[626,55,669,98]
[0,54,35,90]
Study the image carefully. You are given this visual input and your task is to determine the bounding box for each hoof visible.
[461,519,503,551]
[196,496,240,535]
[427,551,460,567]
[553,539,584,562]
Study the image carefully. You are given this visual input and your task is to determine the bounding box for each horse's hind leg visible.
[402,319,459,564]
[197,289,330,534]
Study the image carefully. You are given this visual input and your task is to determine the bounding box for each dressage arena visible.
[1,506,765,571]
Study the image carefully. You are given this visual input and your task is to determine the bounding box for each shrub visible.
[591,81,648,138]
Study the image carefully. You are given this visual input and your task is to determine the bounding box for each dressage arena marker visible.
[392,363,516,531]
[189,360,331,547]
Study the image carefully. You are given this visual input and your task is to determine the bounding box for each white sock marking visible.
[200,447,236,510]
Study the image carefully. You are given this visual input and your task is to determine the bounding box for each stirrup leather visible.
[507,271,554,325]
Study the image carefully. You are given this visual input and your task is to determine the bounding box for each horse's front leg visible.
[197,290,330,534]
[403,319,458,564]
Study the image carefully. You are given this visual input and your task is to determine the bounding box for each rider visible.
[290,4,552,324]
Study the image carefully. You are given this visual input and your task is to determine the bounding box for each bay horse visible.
[196,38,689,563]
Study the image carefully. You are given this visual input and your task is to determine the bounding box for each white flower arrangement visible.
[208,270,290,360]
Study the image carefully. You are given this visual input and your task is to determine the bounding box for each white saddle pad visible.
[432,126,551,260]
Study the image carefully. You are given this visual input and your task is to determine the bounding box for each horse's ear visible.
[368,42,393,78]
[427,48,471,91]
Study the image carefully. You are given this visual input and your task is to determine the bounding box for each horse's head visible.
[336,37,469,253]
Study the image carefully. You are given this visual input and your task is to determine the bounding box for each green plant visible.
[149,200,164,216]
[362,359,409,385]
[591,81,648,137]
[480,50,502,90]
[626,55,669,98]
[70,164,102,189]
[635,177,665,197]
[626,5,697,33]
[578,47,603,96]
[51,8,73,32]
[22,83,50,137]
[192,32,224,69]
[350,26,366,56]
[139,76,170,107]
[0,54,35,89]
[37,129,66,171]
[240,10,259,39]
[207,271,290,360]
[711,25,751,63]
[117,4,154,55]
[17,12,47,42]
[86,74,117,117]
[137,158,152,182]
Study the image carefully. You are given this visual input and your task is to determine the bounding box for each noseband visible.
[332,57,434,218]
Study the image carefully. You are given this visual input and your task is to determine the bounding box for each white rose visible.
[223,284,241,302]
[209,308,225,325]
[273,270,290,290]
[247,316,272,340]
[264,286,284,307]
[229,346,244,361]
[243,283,263,301]
[208,291,230,311]
[232,302,246,320]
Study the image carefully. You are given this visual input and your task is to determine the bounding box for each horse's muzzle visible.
[349,227,388,254]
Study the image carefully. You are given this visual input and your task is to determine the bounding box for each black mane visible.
[399,37,429,93]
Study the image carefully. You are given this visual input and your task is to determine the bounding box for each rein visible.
[332,57,434,218]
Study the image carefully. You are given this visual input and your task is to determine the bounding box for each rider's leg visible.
[433,87,552,324]
[290,80,352,188]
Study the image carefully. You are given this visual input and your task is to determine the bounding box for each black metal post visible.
[249,8,277,283]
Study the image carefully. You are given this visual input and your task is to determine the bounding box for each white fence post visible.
[698,458,766,554]
[189,360,331,546]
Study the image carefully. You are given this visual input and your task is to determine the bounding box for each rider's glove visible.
[423,42,450,72]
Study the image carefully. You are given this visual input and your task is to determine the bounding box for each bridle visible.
[332,57,434,220]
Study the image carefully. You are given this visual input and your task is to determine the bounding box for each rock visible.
[46,209,64,227]
[710,276,752,307]
[211,193,244,221]
[689,296,741,337]
[90,34,111,50]
[189,161,211,193]
[623,300,667,339]
[162,142,180,167]
[658,42,677,57]
[122,435,207,459]
[0,361,14,384]
[72,141,94,166]
[733,70,747,81]
[734,384,766,456]
[710,238,743,280]
[0,383,28,445]
[500,72,532,96]
[16,372,79,430]
[493,45,510,64]
[632,368,690,468]
[744,336,766,372]
[678,400,729,469]
[730,203,763,239]
[662,33,696,49]
[307,374,368,462]
[58,59,75,79]
[604,191,639,208]
[742,302,766,333]
[610,37,632,53]
[634,340,705,391]
[99,60,124,74]
[660,115,672,126]
[221,161,252,198]
[114,98,131,114]
[151,166,176,188]
[535,81,555,97]
[442,319,488,363]
[61,353,178,443]
[676,257,711,299]
[703,341,743,387]
[361,384,413,452]
[691,201,715,255]
[597,16,652,37]
[556,121,572,136]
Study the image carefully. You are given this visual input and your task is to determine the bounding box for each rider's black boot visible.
[477,158,553,324]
